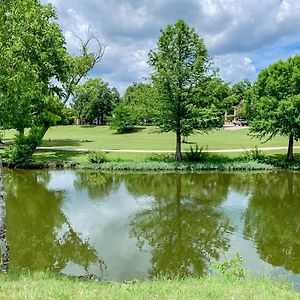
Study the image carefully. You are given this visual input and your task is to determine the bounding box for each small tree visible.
[250,56,300,161]
[110,103,137,133]
[149,19,221,161]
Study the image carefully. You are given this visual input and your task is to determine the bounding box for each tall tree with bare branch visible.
[0,1,104,166]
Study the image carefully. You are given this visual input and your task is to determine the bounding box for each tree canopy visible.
[110,83,159,133]
[0,0,69,133]
[149,19,223,161]
[0,0,103,165]
[73,78,120,125]
[250,55,300,160]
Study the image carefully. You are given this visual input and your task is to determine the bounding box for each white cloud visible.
[214,55,256,83]
[42,0,300,91]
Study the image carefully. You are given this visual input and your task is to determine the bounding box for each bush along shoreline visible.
[3,155,300,171]
[2,146,300,171]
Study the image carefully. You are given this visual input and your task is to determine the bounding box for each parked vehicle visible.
[233,119,248,126]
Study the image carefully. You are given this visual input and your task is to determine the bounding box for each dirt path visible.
[37,146,300,153]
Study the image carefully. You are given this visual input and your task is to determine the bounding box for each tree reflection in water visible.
[74,172,119,201]
[243,172,300,274]
[127,173,233,278]
[5,170,103,274]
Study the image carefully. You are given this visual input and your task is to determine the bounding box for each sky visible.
[43,0,300,94]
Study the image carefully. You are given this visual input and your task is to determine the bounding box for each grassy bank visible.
[2,125,300,170]
[3,125,300,151]
[26,149,300,171]
[0,273,298,300]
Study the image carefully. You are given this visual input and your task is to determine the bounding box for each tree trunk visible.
[287,134,294,161]
[0,160,9,271]
[97,116,100,126]
[175,129,182,161]
[100,114,104,125]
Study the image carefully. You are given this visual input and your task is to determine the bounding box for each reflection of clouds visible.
[45,170,76,191]
[41,0,300,91]
[222,190,250,212]
[60,181,151,281]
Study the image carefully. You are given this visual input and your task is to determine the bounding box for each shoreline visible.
[5,158,300,171]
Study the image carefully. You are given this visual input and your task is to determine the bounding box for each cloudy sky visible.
[43,0,300,93]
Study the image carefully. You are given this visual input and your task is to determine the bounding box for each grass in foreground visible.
[0,272,298,300]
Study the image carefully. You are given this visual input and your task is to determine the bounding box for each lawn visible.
[3,125,299,151]
[0,273,298,300]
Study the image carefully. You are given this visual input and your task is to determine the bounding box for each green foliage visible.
[243,147,266,162]
[0,0,70,133]
[122,83,159,125]
[184,145,207,162]
[73,78,120,125]
[214,253,246,279]
[0,1,103,164]
[3,127,45,166]
[110,103,138,133]
[250,56,300,159]
[58,107,76,125]
[0,0,72,164]
[87,151,108,164]
[148,19,223,160]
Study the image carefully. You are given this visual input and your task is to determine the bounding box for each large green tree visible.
[0,0,103,165]
[250,56,300,161]
[0,0,70,164]
[73,78,120,125]
[148,19,222,161]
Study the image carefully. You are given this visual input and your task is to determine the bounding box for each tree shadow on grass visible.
[267,153,300,163]
[112,127,146,135]
[41,139,83,147]
[79,125,98,128]
[182,141,197,145]
[34,150,85,163]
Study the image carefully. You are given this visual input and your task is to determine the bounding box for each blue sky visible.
[44,0,300,93]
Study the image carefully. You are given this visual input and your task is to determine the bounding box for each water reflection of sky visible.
[51,173,152,281]
[43,170,300,288]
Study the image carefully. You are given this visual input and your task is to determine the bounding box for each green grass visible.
[3,125,300,151]
[0,272,298,300]
[3,125,300,170]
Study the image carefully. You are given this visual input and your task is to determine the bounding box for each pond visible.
[3,170,300,289]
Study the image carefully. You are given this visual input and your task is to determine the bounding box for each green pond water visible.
[3,170,300,288]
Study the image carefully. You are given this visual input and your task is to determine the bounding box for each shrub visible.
[88,151,108,164]
[214,253,246,279]
[244,147,266,162]
[184,145,207,162]
[3,130,43,167]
